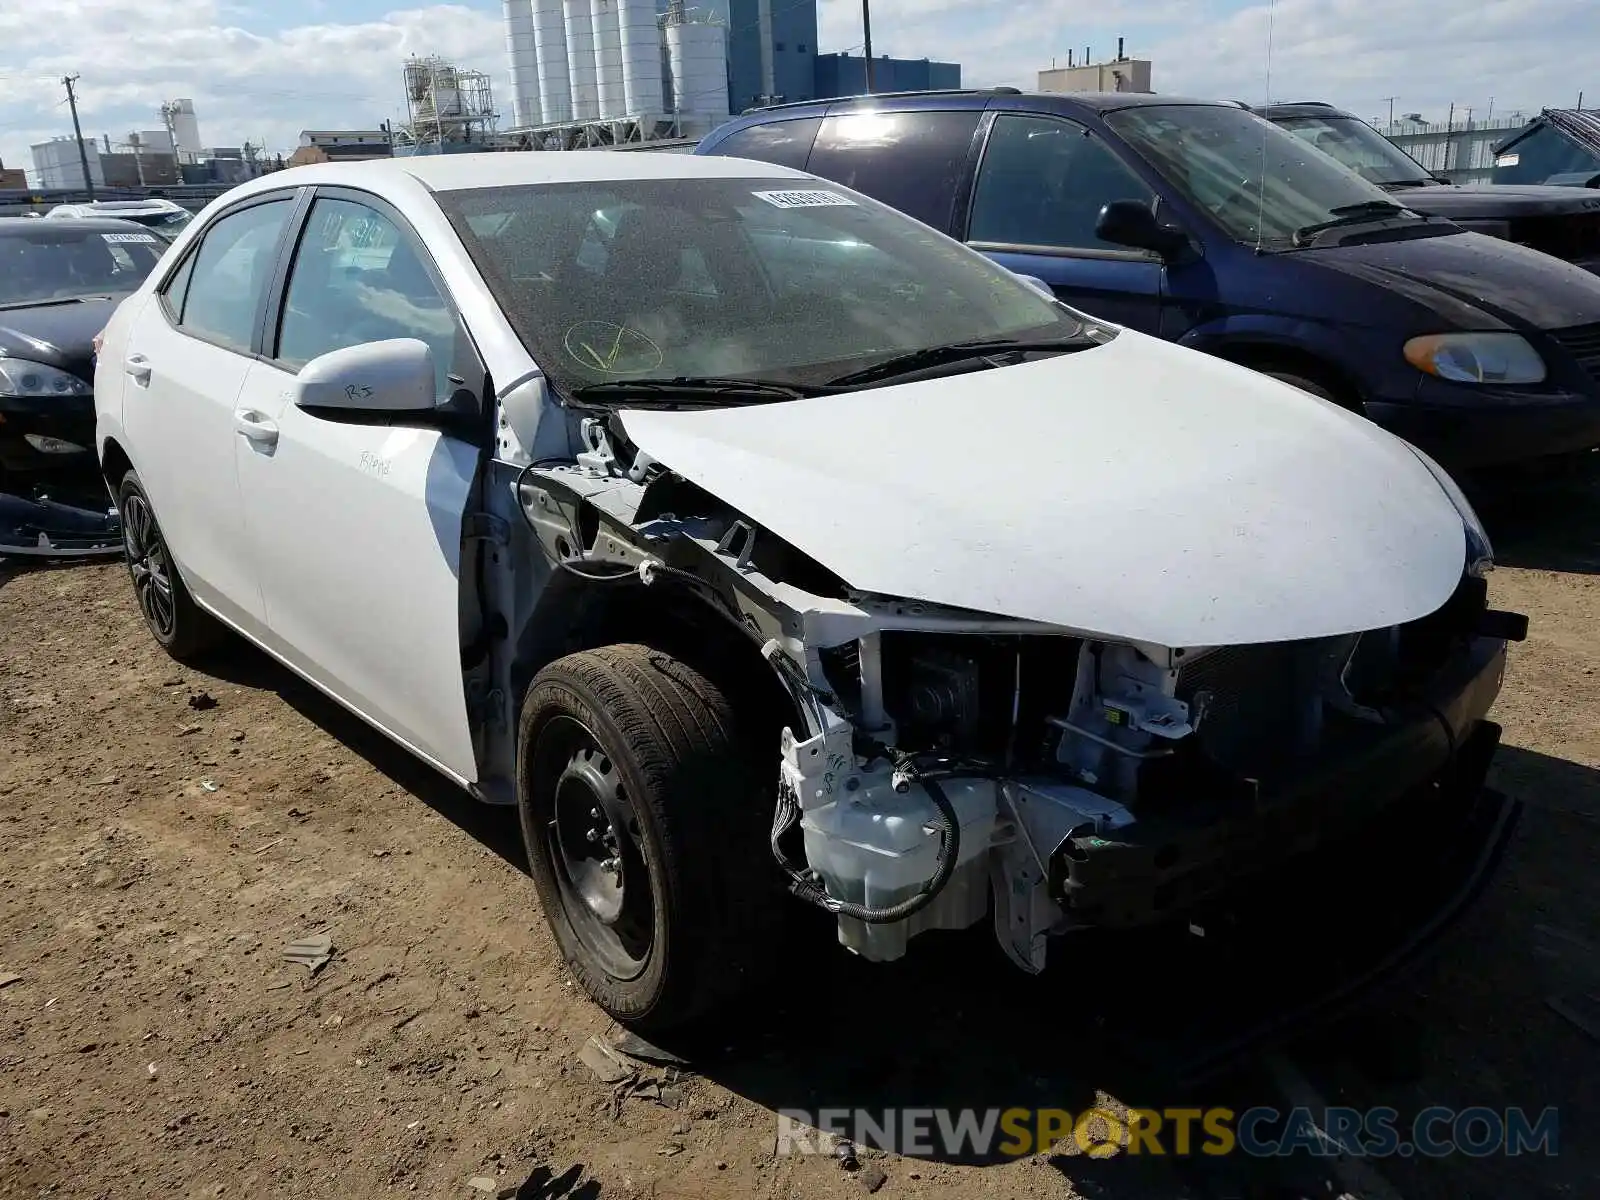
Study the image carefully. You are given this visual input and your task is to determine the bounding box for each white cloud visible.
[1,2,501,178]
[4,0,1593,179]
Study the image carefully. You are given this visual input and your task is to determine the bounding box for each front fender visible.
[1175,313,1398,402]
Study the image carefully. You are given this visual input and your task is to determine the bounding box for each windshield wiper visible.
[826,336,1094,388]
[0,294,116,312]
[1291,201,1417,247]
[568,376,820,407]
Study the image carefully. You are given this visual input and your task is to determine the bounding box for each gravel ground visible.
[1,469,1597,1200]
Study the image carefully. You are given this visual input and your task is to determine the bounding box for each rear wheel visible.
[517,644,779,1031]
[117,469,226,662]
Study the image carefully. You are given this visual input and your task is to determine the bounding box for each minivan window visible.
[1273,115,1434,187]
[1107,104,1423,249]
[806,110,982,230]
[969,114,1158,253]
[711,118,823,170]
[437,176,1088,397]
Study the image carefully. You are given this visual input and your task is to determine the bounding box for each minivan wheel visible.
[1265,371,1340,405]
[517,644,776,1031]
[116,470,226,662]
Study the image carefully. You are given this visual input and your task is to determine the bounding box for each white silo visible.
[666,20,728,120]
[533,0,573,124]
[505,0,542,126]
[170,99,203,158]
[590,0,625,119]
[617,0,663,116]
[563,0,600,120]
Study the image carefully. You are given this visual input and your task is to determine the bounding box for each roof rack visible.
[741,86,1023,115]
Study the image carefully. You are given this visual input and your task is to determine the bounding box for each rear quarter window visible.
[708,118,823,170]
[804,110,982,232]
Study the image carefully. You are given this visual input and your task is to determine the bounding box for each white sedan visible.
[96,151,1520,1031]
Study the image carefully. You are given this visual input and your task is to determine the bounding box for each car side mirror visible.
[1095,200,1190,258]
[293,338,438,415]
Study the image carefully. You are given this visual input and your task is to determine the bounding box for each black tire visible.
[516,643,780,1031]
[1264,370,1341,405]
[117,469,226,662]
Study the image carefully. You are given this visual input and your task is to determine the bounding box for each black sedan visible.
[0,216,166,556]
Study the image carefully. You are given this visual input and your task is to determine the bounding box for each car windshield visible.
[1106,104,1428,249]
[1272,115,1435,186]
[0,226,166,306]
[435,176,1093,397]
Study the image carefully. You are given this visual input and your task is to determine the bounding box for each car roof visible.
[56,199,185,211]
[1254,101,1357,120]
[734,89,1239,120]
[228,149,815,199]
[0,215,166,236]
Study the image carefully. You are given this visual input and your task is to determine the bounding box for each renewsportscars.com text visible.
[776,1105,1559,1159]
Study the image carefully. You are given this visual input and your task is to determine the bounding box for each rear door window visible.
[804,110,982,231]
[709,118,823,170]
[170,198,294,353]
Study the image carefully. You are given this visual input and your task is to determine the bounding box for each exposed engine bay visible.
[481,406,1528,975]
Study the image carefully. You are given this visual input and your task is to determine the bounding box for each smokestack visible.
[1085,46,1090,64]
[1067,50,1073,67]
[1117,36,1124,60]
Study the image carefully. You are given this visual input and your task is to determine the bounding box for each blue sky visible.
[3,0,1594,178]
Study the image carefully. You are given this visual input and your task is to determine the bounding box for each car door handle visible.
[234,409,280,449]
[124,354,152,385]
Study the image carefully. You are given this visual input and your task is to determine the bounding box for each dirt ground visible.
[2,470,1599,1200]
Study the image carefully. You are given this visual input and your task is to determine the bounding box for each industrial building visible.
[504,0,733,147]
[1037,42,1151,95]
[26,98,267,190]
[503,0,961,148]
[30,131,178,189]
[814,53,959,97]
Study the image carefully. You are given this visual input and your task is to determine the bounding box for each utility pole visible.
[1381,96,1396,130]
[861,0,875,93]
[63,74,95,200]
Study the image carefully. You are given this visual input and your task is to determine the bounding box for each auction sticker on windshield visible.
[102,232,159,244]
[752,190,858,209]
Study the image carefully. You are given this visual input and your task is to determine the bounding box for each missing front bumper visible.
[1053,636,1509,929]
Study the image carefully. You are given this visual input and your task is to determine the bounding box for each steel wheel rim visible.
[122,493,176,640]
[534,715,654,981]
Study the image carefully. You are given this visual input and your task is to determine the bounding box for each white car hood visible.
[619,330,1466,648]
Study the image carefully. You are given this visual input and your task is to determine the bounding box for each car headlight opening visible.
[1403,332,1546,385]
[0,360,91,398]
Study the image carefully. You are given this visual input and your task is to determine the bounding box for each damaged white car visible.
[95,153,1528,1029]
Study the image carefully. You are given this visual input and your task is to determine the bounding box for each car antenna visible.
[1254,0,1276,254]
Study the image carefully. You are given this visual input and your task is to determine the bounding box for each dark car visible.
[1257,101,1600,272]
[0,216,166,555]
[696,90,1600,472]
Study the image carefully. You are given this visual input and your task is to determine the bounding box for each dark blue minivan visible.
[696,90,1600,471]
